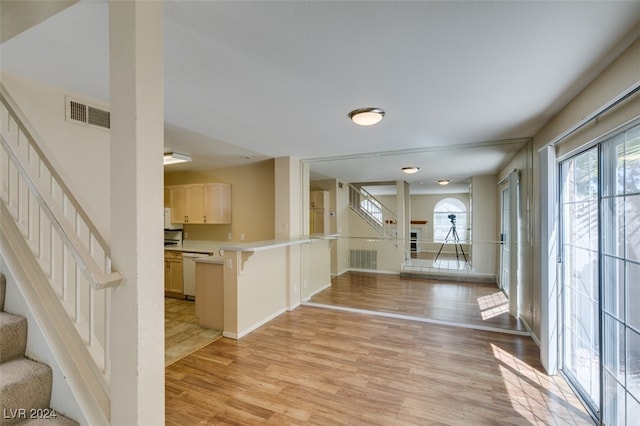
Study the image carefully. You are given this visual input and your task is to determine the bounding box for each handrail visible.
[0,85,112,256]
[1,135,121,289]
[1,82,118,422]
[348,183,397,240]
[0,84,121,290]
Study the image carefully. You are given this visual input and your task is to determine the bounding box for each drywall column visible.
[396,180,410,264]
[109,2,164,424]
[471,175,498,276]
[275,156,302,309]
[539,146,558,374]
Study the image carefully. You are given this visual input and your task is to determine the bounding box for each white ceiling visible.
[1,1,639,193]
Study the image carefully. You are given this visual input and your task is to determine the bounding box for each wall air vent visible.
[66,96,110,130]
[349,249,377,270]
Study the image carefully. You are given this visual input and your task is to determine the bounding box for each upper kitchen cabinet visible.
[168,185,187,223]
[205,183,232,224]
[167,183,231,224]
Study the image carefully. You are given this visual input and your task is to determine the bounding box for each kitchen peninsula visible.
[195,235,336,340]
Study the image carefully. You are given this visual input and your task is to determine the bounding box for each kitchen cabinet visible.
[168,186,187,223]
[166,183,231,224]
[164,187,171,208]
[164,250,184,297]
[310,190,329,234]
[310,190,327,208]
[204,183,232,224]
[195,261,224,330]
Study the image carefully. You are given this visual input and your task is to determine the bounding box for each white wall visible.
[1,71,111,241]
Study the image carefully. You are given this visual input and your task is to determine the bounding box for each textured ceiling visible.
[1,1,638,193]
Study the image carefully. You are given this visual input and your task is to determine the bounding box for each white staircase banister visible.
[0,86,113,258]
[0,85,121,290]
[1,135,121,289]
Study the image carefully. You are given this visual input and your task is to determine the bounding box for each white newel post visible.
[109,1,165,424]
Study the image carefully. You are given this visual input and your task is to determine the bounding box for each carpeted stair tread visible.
[14,413,79,426]
[0,312,27,363]
[0,358,52,425]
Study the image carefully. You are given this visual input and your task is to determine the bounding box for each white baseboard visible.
[301,282,331,302]
[225,307,288,340]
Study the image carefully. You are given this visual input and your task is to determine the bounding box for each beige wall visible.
[529,38,640,340]
[222,247,288,339]
[497,143,534,329]
[300,238,332,300]
[470,175,498,275]
[1,71,112,240]
[164,159,275,242]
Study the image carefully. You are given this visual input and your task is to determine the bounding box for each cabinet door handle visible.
[204,215,207,223]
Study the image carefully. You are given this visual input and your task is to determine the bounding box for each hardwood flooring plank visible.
[166,306,592,425]
[309,272,525,332]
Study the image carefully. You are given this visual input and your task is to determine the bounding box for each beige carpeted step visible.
[0,358,52,426]
[13,413,79,426]
[0,312,27,363]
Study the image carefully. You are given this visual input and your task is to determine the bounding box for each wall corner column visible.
[108,1,164,424]
[275,156,302,309]
[539,145,558,374]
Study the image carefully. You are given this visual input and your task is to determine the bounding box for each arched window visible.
[433,198,467,242]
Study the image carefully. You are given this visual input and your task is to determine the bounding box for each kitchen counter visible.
[218,234,338,252]
[164,240,222,255]
[194,256,224,265]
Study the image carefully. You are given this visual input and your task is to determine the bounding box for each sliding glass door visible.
[561,147,600,412]
[600,126,640,425]
[560,123,640,424]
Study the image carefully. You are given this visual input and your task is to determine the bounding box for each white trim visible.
[301,282,331,302]
[228,307,288,340]
[539,146,558,375]
[520,316,541,348]
[302,302,531,337]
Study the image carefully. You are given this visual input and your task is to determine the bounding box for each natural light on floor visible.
[477,292,509,320]
[491,343,590,424]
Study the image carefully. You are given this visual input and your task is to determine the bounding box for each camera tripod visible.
[434,222,468,263]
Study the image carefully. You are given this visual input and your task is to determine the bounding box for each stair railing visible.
[0,84,120,423]
[348,183,397,240]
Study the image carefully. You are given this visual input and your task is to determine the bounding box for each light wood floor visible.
[308,272,526,333]
[165,298,222,366]
[165,306,592,425]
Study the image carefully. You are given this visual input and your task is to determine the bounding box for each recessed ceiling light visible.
[402,166,420,174]
[163,152,191,165]
[348,107,385,126]
[438,179,450,185]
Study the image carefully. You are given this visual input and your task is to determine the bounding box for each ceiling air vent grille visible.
[66,96,110,130]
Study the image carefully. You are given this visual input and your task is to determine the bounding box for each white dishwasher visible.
[182,252,210,300]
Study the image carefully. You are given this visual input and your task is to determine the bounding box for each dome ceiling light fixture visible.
[438,179,451,185]
[402,166,420,174]
[348,107,385,126]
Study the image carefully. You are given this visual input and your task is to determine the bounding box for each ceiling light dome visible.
[438,179,450,185]
[402,166,420,174]
[348,107,385,126]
